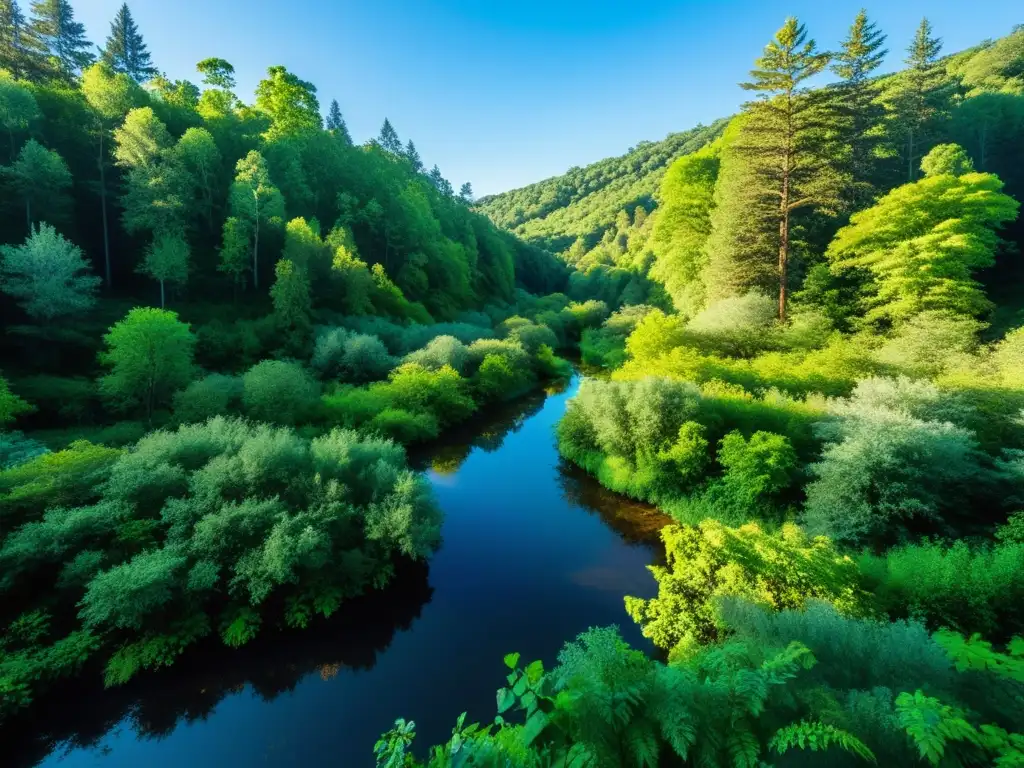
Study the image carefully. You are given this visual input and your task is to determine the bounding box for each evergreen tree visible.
[886,18,951,182]
[325,98,351,144]
[832,10,888,208]
[7,137,72,231]
[459,182,473,203]
[404,139,422,172]
[428,164,452,197]
[377,117,401,153]
[101,3,156,84]
[29,0,93,80]
[712,17,839,321]
[0,0,46,80]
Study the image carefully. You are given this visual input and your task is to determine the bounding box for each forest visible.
[1,2,1023,767]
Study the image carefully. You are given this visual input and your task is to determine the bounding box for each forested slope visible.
[476,120,728,252]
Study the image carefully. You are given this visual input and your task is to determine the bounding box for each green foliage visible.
[241,359,319,425]
[770,721,876,762]
[716,430,798,505]
[172,374,242,424]
[625,520,866,659]
[0,376,32,426]
[828,166,1020,323]
[98,307,196,421]
[0,222,99,321]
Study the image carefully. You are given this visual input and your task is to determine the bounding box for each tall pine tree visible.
[404,139,423,172]
[0,0,45,80]
[886,18,951,182]
[707,17,840,320]
[377,117,401,153]
[325,98,351,144]
[101,3,156,84]
[29,0,93,80]
[831,10,887,209]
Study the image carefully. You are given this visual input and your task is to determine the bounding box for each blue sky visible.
[75,0,1020,196]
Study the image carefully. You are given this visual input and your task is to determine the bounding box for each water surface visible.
[6,375,670,767]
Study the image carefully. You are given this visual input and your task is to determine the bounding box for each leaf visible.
[496,687,515,714]
[503,652,520,670]
[522,710,549,746]
[512,673,529,697]
[525,659,544,684]
[521,690,538,715]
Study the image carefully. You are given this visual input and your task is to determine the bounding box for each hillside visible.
[476,119,728,252]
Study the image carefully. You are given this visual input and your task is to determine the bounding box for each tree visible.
[0,375,32,426]
[100,3,156,83]
[7,138,72,230]
[886,18,951,182]
[730,17,838,321]
[377,117,401,153]
[0,223,99,321]
[270,258,311,352]
[217,216,249,288]
[828,146,1020,323]
[458,182,473,203]
[254,65,320,139]
[404,139,422,172]
[919,142,974,177]
[173,126,221,230]
[98,307,195,421]
[112,106,185,237]
[831,10,888,208]
[325,98,351,144]
[228,150,285,290]
[650,144,719,315]
[29,0,93,80]
[428,164,452,197]
[138,232,188,308]
[81,61,143,287]
[196,57,235,89]
[0,0,46,80]
[0,73,39,161]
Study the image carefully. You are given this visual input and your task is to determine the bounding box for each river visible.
[4,374,671,767]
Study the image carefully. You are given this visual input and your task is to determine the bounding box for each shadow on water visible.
[3,373,670,767]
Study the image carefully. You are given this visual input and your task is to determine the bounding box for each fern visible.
[896,690,979,766]
[771,720,876,763]
[725,727,760,768]
[934,630,1024,682]
[220,606,261,648]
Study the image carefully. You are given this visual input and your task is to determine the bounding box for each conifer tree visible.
[325,98,351,144]
[29,0,93,80]
[8,137,72,231]
[0,0,45,80]
[377,117,401,153]
[459,182,473,203]
[101,3,156,84]
[709,17,839,321]
[887,18,951,182]
[832,10,888,208]
[404,139,423,172]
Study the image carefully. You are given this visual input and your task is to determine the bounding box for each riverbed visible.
[6,375,671,767]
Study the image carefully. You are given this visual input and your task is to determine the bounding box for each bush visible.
[874,311,984,378]
[0,431,49,470]
[624,520,867,659]
[366,408,439,444]
[380,363,476,428]
[474,353,533,403]
[624,309,687,362]
[500,316,559,354]
[320,385,390,428]
[403,335,469,374]
[857,538,1024,638]
[466,338,531,375]
[173,374,243,423]
[686,291,778,356]
[311,328,394,383]
[241,360,320,425]
[717,430,798,504]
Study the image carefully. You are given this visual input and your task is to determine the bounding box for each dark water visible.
[6,375,670,767]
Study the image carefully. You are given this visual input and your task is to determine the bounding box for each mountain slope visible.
[476,120,728,253]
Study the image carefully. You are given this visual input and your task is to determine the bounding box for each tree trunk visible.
[779,208,789,323]
[160,279,165,308]
[98,130,112,287]
[252,192,260,290]
[25,197,31,233]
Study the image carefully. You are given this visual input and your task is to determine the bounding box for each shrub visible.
[624,309,687,362]
[241,360,320,425]
[403,335,469,374]
[466,338,531,375]
[366,408,439,444]
[173,374,243,423]
[0,432,48,470]
[624,520,866,660]
[716,430,798,504]
[474,353,533,403]
[320,385,390,428]
[857,538,1024,638]
[380,363,476,427]
[311,327,394,383]
[686,291,777,356]
[874,311,984,378]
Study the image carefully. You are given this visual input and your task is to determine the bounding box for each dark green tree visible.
[886,18,951,182]
[831,9,888,208]
[404,139,422,172]
[29,0,93,80]
[101,3,156,84]
[7,137,72,230]
[459,182,473,203]
[377,117,401,153]
[325,98,351,144]
[0,0,46,80]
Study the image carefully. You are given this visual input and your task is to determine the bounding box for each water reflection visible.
[1,561,433,768]
[558,462,673,544]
